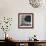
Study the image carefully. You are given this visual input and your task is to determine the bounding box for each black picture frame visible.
[18,13,34,29]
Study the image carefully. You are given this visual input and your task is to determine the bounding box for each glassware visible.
[29,0,45,8]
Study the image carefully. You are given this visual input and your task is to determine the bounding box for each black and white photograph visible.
[18,13,34,28]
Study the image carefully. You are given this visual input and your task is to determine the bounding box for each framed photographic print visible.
[18,13,34,29]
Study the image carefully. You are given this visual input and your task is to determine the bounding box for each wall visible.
[0,0,46,40]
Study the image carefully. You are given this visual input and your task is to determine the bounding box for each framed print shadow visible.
[18,13,34,29]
